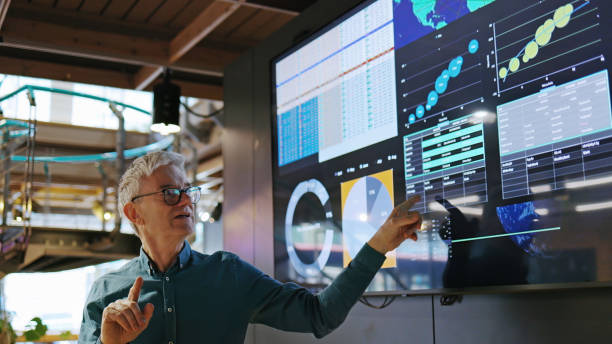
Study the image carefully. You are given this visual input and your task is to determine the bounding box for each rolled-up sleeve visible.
[244,243,386,338]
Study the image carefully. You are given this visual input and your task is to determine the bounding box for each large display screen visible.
[271,0,612,294]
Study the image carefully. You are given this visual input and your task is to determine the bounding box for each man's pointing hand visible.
[101,276,154,344]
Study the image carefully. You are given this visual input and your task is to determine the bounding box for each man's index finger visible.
[397,195,421,216]
[128,276,143,302]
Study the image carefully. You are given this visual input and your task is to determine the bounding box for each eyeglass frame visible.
[130,186,201,205]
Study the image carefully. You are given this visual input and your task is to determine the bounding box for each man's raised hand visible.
[100,276,154,344]
[367,195,422,254]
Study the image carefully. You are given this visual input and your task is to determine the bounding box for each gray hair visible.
[119,151,186,233]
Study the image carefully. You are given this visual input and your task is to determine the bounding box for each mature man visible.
[79,151,421,344]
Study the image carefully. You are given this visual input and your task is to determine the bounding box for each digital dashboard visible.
[271,0,612,293]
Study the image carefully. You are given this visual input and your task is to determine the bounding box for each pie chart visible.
[341,169,396,268]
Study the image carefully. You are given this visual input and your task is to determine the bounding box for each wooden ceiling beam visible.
[133,0,243,92]
[170,0,243,64]
[133,65,164,91]
[2,4,237,100]
[0,0,10,32]
[0,17,231,75]
[7,1,174,40]
[146,78,223,99]
[0,54,221,100]
[0,55,133,89]
[218,0,299,16]
[176,79,223,100]
[177,45,240,75]
[144,79,223,101]
[1,17,168,66]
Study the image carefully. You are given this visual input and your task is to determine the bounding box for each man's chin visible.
[171,222,195,235]
[172,225,194,234]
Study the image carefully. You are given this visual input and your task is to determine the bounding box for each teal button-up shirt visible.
[79,241,385,343]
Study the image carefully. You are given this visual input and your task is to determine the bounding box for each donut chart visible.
[284,179,334,278]
[341,169,396,268]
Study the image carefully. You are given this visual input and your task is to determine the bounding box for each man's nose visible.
[175,191,192,207]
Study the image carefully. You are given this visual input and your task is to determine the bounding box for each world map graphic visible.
[393,0,496,49]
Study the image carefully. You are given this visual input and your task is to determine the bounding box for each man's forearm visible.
[315,243,386,335]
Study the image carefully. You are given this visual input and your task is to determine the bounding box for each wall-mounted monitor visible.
[271,0,612,294]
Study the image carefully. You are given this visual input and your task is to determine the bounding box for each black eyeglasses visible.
[131,186,201,205]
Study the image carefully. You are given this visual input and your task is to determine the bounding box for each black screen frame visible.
[269,0,612,296]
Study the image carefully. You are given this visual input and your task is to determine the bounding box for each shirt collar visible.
[177,240,192,268]
[138,240,192,275]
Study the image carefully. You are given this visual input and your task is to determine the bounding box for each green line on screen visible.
[451,227,561,244]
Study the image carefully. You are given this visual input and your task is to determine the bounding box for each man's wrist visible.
[100,335,122,344]
[367,236,388,255]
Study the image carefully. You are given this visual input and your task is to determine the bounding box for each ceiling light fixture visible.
[151,69,181,135]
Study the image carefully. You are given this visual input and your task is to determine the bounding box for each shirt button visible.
[167,307,173,313]
[165,276,170,282]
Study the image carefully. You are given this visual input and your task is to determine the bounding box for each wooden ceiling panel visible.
[79,0,107,14]
[146,0,190,26]
[168,0,240,64]
[124,0,165,23]
[56,0,83,11]
[228,9,276,41]
[178,45,240,75]
[101,0,137,19]
[251,12,293,41]
[6,1,174,39]
[209,6,258,39]
[167,0,215,30]
[2,18,169,65]
[248,0,315,12]
[30,0,54,7]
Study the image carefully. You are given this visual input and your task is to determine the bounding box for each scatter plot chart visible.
[499,2,584,81]
[407,41,477,124]
[396,28,486,128]
[492,0,605,97]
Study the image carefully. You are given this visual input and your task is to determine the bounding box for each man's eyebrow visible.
[159,183,191,189]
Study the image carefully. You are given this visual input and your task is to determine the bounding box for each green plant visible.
[23,317,47,341]
[60,330,72,340]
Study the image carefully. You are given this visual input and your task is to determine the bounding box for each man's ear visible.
[124,202,144,225]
